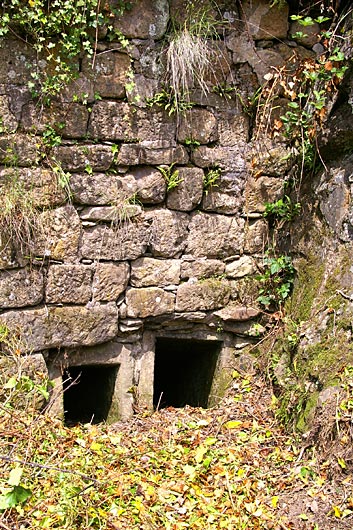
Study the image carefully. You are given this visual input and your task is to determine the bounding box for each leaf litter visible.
[0,370,352,529]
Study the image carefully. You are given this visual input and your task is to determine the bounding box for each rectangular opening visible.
[63,365,118,426]
[153,338,221,410]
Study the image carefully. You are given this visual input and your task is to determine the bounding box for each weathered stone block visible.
[0,134,39,167]
[80,205,142,223]
[202,188,243,214]
[129,166,166,204]
[70,173,136,206]
[84,51,131,99]
[21,102,89,138]
[241,0,289,40]
[52,144,114,172]
[214,305,260,321]
[167,167,204,211]
[33,205,82,262]
[0,268,43,308]
[176,278,231,311]
[177,109,218,144]
[192,145,248,173]
[244,219,268,253]
[217,108,249,146]
[186,212,245,258]
[88,103,176,142]
[0,167,66,208]
[180,258,225,279]
[0,303,119,351]
[131,257,181,287]
[245,175,283,213]
[250,143,292,177]
[126,287,175,318]
[225,256,257,278]
[148,209,189,258]
[0,39,36,84]
[46,264,92,304]
[113,0,169,39]
[0,94,18,132]
[93,262,129,301]
[80,221,150,260]
[117,142,188,165]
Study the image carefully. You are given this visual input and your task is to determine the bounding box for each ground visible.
[0,368,352,529]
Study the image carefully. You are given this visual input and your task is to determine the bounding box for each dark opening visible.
[63,365,118,425]
[153,338,221,410]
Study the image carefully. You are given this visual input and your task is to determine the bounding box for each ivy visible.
[0,0,130,103]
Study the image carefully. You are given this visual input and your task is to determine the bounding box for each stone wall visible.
[0,0,322,421]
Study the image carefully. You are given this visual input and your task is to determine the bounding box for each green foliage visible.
[257,253,295,309]
[212,83,235,100]
[158,163,183,192]
[183,137,201,148]
[41,123,64,149]
[264,195,301,224]
[203,167,221,194]
[0,0,129,103]
[146,88,194,116]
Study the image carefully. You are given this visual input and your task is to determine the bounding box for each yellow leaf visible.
[337,457,346,469]
[90,441,102,452]
[333,505,341,518]
[183,464,196,476]
[271,496,279,508]
[224,420,242,429]
[195,445,207,463]
[299,514,308,520]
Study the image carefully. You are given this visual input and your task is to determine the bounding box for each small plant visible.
[184,137,201,148]
[264,196,301,224]
[158,163,183,192]
[212,83,235,100]
[203,167,221,194]
[146,88,194,116]
[257,253,295,309]
[41,123,65,150]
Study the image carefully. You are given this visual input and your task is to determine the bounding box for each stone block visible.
[202,188,243,214]
[46,264,92,304]
[70,173,136,206]
[0,303,119,351]
[21,102,89,139]
[0,94,18,132]
[117,142,188,165]
[217,108,249,147]
[250,143,292,177]
[290,20,320,48]
[0,38,36,84]
[33,205,82,263]
[177,109,218,144]
[245,175,284,213]
[225,256,256,278]
[214,305,260,321]
[93,262,129,301]
[0,134,39,167]
[131,257,181,287]
[0,167,66,208]
[176,278,231,311]
[181,258,225,279]
[148,209,189,258]
[129,166,166,204]
[186,212,245,258]
[88,102,176,142]
[84,51,131,99]
[167,167,204,212]
[52,144,114,172]
[80,221,150,260]
[192,145,248,172]
[244,219,268,253]
[241,0,289,40]
[113,0,169,39]
[0,268,43,308]
[80,205,142,223]
[126,287,175,318]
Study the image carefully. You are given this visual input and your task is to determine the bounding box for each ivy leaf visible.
[0,486,32,510]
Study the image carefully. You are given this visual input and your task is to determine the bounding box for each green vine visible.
[0,0,129,103]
